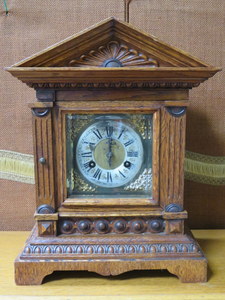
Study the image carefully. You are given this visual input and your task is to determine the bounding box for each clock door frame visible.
[55,100,161,210]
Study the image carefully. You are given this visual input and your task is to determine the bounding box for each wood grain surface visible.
[0,230,225,299]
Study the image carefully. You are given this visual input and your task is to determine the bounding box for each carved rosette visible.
[68,41,159,68]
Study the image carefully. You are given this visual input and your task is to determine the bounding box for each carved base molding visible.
[15,225,207,285]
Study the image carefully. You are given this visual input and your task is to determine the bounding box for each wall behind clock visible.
[0,0,224,230]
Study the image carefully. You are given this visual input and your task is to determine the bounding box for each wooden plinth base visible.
[15,226,207,285]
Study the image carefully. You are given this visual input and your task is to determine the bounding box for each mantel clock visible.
[6,17,220,285]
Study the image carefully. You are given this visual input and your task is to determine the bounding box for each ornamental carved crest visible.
[68,41,159,68]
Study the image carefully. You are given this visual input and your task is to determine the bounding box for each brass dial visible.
[76,118,144,188]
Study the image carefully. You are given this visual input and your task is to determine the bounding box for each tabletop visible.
[0,230,225,299]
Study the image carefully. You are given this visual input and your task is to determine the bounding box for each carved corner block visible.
[37,221,57,237]
[36,89,55,102]
[35,212,58,237]
[166,220,184,234]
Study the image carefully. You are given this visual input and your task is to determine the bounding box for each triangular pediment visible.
[8,17,212,68]
[6,17,220,88]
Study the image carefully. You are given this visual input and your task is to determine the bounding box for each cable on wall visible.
[2,0,8,15]
[124,0,132,22]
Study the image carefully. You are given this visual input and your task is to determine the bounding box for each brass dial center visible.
[93,138,125,170]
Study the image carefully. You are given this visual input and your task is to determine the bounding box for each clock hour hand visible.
[89,143,96,151]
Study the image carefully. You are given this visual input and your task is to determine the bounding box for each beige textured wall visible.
[0,0,224,230]
[130,0,225,229]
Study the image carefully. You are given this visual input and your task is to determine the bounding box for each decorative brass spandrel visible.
[66,114,90,142]
[124,168,152,192]
[71,170,96,192]
[129,114,152,140]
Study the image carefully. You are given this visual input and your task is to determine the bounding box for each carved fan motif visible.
[68,41,159,68]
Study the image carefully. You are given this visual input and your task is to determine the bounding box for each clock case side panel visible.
[57,101,160,211]
[30,102,56,212]
[159,106,186,211]
[159,106,187,235]
[29,101,58,237]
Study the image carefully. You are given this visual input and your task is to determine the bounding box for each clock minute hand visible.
[106,137,113,167]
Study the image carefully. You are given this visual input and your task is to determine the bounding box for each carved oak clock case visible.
[6,18,220,285]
